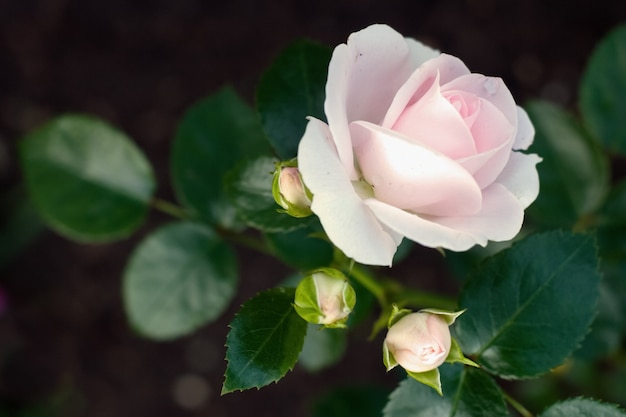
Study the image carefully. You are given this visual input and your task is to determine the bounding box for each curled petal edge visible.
[297,117,399,266]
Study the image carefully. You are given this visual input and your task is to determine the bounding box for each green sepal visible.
[293,273,325,324]
[382,338,398,371]
[445,338,480,368]
[387,304,413,328]
[419,308,466,326]
[405,368,443,396]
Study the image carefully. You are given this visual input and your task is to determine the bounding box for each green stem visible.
[217,228,274,256]
[348,265,387,305]
[151,198,274,256]
[504,391,534,417]
[151,198,189,219]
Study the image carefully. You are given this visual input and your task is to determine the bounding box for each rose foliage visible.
[14,21,626,417]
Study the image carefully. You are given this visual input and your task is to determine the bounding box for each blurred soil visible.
[1,1,625,416]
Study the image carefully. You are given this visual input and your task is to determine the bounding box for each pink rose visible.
[383,312,451,373]
[298,24,541,266]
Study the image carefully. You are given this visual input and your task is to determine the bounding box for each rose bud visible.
[272,160,313,218]
[383,312,451,373]
[294,268,356,328]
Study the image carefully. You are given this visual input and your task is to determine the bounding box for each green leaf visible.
[444,240,514,282]
[222,287,307,393]
[525,101,609,228]
[596,178,626,260]
[603,259,626,336]
[257,39,332,159]
[265,225,334,270]
[383,364,508,417]
[225,156,305,232]
[455,231,600,379]
[298,324,347,372]
[312,385,392,417]
[580,24,626,156]
[19,114,155,242]
[574,281,622,360]
[171,87,270,228]
[539,397,626,417]
[123,221,237,340]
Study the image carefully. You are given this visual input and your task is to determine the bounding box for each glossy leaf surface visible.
[455,231,600,378]
[171,87,269,228]
[222,287,307,393]
[257,39,331,159]
[20,115,155,241]
[124,222,237,340]
[383,364,507,417]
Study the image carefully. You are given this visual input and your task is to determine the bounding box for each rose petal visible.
[429,183,525,243]
[364,199,478,251]
[382,54,471,129]
[457,136,512,189]
[495,151,542,209]
[405,37,440,69]
[441,74,517,126]
[365,183,524,250]
[388,73,478,159]
[352,121,482,216]
[298,117,399,266]
[452,96,516,188]
[464,95,515,153]
[325,24,416,180]
[513,106,535,150]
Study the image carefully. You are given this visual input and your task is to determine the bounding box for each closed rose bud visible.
[272,161,313,218]
[383,312,451,373]
[294,268,356,328]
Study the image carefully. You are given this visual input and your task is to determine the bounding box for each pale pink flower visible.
[298,24,541,266]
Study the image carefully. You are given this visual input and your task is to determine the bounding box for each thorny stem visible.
[504,391,534,417]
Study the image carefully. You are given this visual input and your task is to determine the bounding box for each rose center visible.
[417,344,446,364]
[444,91,481,130]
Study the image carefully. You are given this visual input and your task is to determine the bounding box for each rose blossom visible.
[384,312,451,373]
[297,24,541,266]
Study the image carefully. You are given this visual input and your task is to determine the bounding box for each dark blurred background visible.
[1,1,625,416]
